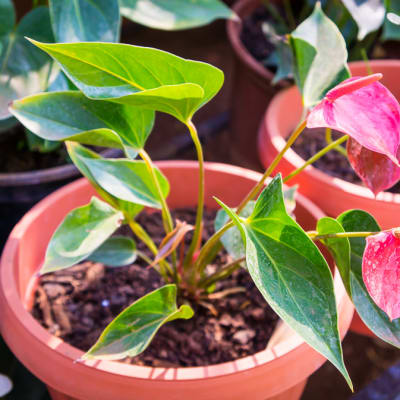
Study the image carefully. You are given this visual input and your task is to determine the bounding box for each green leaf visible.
[88,236,136,267]
[49,0,120,43]
[383,0,400,41]
[337,210,400,347]
[289,3,350,108]
[27,40,224,122]
[0,7,55,119]
[66,142,145,218]
[0,0,15,38]
[216,175,352,388]
[341,0,385,40]
[83,158,169,209]
[83,284,194,360]
[10,91,155,158]
[41,197,123,274]
[317,217,351,295]
[215,201,255,262]
[119,0,237,30]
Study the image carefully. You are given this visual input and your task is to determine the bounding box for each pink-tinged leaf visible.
[307,74,400,164]
[347,138,400,195]
[363,229,400,321]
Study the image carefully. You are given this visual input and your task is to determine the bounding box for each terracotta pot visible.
[227,0,289,169]
[0,161,353,400]
[258,59,400,337]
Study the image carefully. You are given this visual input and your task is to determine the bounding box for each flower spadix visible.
[307,74,400,166]
[363,229,400,321]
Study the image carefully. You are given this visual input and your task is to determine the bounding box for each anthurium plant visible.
[260,0,399,85]
[9,31,400,389]
[0,0,235,153]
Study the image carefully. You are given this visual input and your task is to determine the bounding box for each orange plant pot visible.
[0,161,353,400]
[258,60,400,337]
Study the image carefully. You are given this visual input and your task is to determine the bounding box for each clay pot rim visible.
[261,59,400,206]
[227,0,274,81]
[0,148,119,187]
[1,160,348,383]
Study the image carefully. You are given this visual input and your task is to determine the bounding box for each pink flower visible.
[363,229,400,321]
[307,74,400,166]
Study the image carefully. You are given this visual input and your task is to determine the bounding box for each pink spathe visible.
[363,230,400,321]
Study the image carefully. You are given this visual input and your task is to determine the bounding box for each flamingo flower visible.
[363,229,400,321]
[307,74,400,195]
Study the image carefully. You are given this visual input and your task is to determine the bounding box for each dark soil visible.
[0,125,70,173]
[31,208,279,367]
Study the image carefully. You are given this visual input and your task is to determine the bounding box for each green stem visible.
[361,48,373,75]
[325,127,347,156]
[199,256,245,288]
[284,135,349,183]
[139,149,173,234]
[308,231,379,240]
[184,120,205,268]
[237,120,307,213]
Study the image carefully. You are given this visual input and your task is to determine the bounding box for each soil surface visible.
[292,128,400,194]
[0,126,69,173]
[32,208,279,367]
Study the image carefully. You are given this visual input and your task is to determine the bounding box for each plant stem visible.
[361,48,373,75]
[283,0,296,30]
[325,128,347,156]
[184,120,205,268]
[199,256,245,288]
[308,230,379,240]
[284,135,349,183]
[139,149,173,234]
[237,120,307,213]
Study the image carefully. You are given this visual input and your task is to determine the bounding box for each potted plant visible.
[227,0,400,168]
[2,38,400,399]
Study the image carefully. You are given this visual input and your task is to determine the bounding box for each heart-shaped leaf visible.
[41,197,123,274]
[290,2,350,108]
[88,236,136,267]
[215,175,352,388]
[120,0,237,30]
[341,0,385,40]
[337,210,400,347]
[28,40,224,122]
[383,1,400,42]
[362,229,400,321]
[66,143,144,219]
[83,158,170,209]
[83,284,194,360]
[317,216,351,295]
[347,137,400,196]
[0,7,55,119]
[10,91,155,158]
[49,0,120,43]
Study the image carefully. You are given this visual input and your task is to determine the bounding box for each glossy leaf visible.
[41,197,123,274]
[49,0,120,43]
[120,0,236,30]
[0,0,14,37]
[83,158,169,209]
[216,175,351,388]
[28,40,224,122]
[66,142,143,218]
[337,210,400,347]
[88,236,136,267]
[10,91,155,158]
[0,7,55,119]
[317,217,351,295]
[383,0,400,41]
[307,75,400,165]
[83,284,194,360]
[341,0,385,40]
[363,230,400,321]
[347,138,400,195]
[290,3,350,108]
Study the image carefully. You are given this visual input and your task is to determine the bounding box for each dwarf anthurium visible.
[363,229,400,321]
[307,74,400,194]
